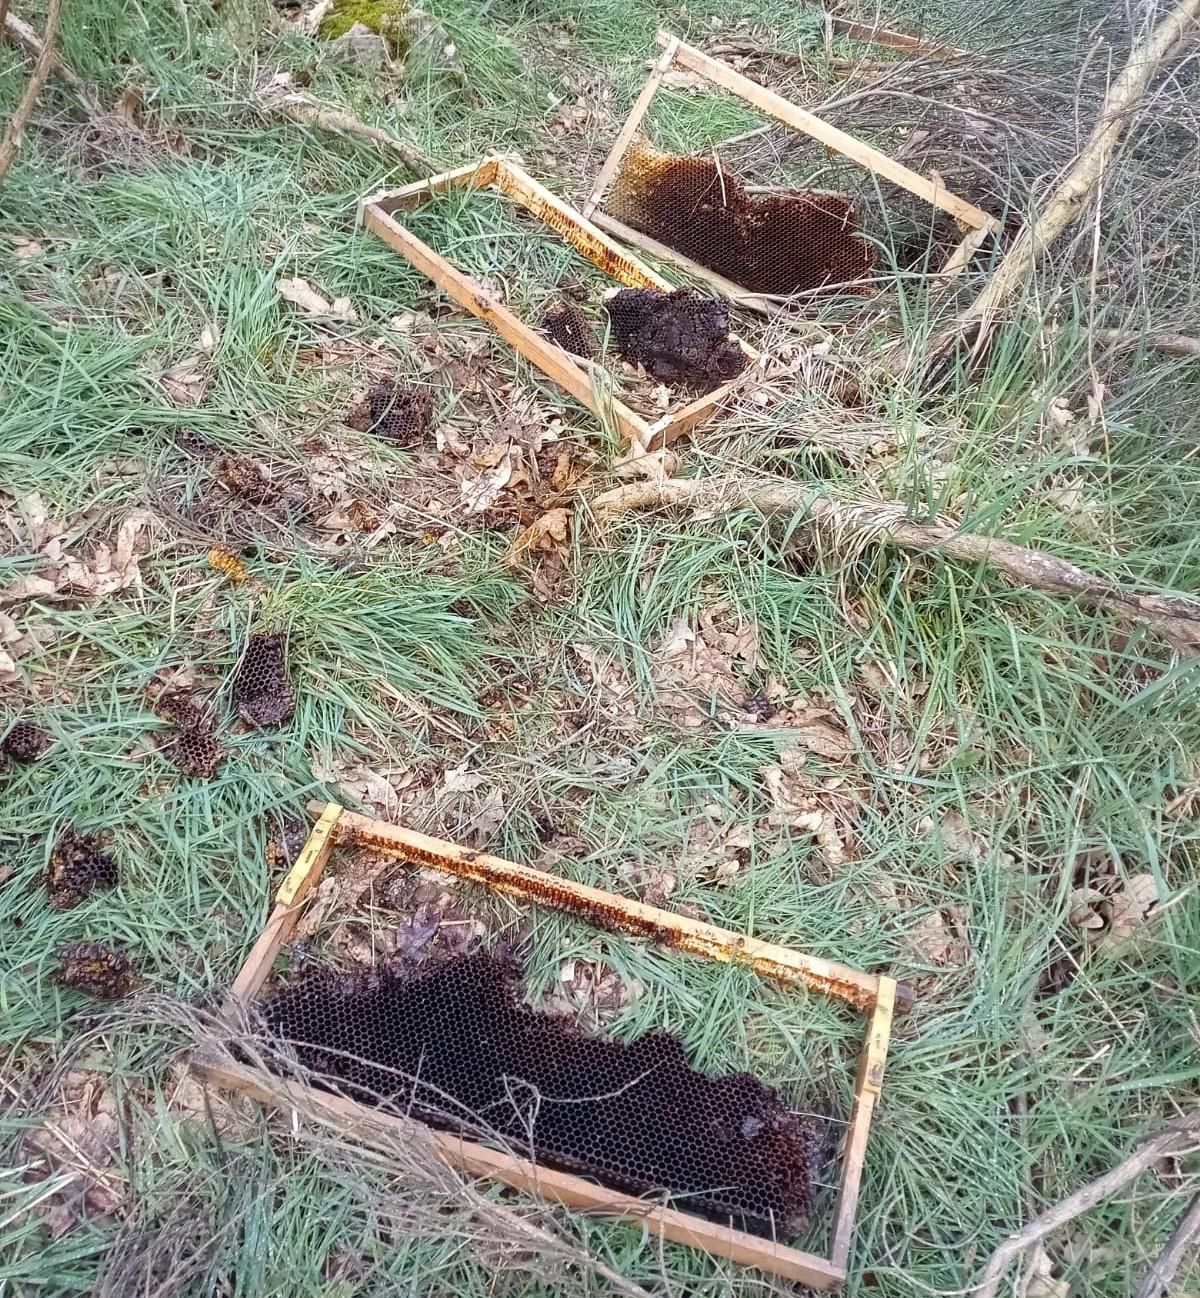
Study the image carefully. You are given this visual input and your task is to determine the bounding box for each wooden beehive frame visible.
[583,31,1001,312]
[358,158,764,452]
[193,803,905,1288]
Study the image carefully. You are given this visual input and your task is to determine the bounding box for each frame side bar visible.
[657,31,997,233]
[583,34,680,217]
[830,975,896,1270]
[228,802,343,1005]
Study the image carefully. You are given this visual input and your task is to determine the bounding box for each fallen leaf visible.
[160,353,208,406]
[1,575,57,603]
[19,492,50,547]
[907,907,970,967]
[1104,873,1158,944]
[460,447,515,514]
[461,786,506,843]
[507,507,570,563]
[443,762,486,794]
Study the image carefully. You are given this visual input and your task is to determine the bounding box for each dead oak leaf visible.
[906,907,971,968]
[507,507,570,565]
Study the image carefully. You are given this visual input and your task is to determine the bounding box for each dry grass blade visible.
[0,0,64,187]
[257,90,436,176]
[591,476,1200,651]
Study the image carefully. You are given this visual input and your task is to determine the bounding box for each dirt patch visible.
[603,288,746,391]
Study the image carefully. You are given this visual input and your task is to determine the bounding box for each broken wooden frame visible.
[193,801,906,1289]
[583,31,1001,310]
[359,158,764,452]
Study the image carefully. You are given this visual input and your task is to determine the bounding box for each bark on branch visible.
[973,1113,1200,1298]
[591,476,1200,651]
[0,0,64,188]
[257,91,435,176]
[3,9,101,115]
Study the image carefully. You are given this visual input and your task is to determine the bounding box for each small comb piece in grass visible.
[208,546,248,584]
[166,729,225,779]
[542,303,596,358]
[233,632,295,728]
[153,689,225,779]
[362,382,435,446]
[53,942,138,999]
[216,454,278,505]
[266,817,309,871]
[2,721,52,762]
[603,288,746,391]
[46,830,119,910]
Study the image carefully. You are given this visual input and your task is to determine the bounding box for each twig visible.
[257,90,435,176]
[590,475,1200,651]
[954,0,1200,338]
[973,1113,1200,1298]
[0,0,10,40]
[0,0,64,188]
[1097,328,1200,359]
[3,10,102,115]
[1135,1190,1200,1298]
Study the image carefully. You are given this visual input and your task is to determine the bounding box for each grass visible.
[3,0,1199,1293]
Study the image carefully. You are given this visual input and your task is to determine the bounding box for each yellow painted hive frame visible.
[358,158,765,452]
[583,31,1002,312]
[192,802,906,1289]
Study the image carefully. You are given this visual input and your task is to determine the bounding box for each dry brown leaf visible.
[160,353,208,406]
[1105,873,1158,944]
[507,507,570,564]
[785,713,854,759]
[907,907,971,967]
[460,445,516,514]
[312,757,413,818]
[460,787,506,843]
[443,762,486,794]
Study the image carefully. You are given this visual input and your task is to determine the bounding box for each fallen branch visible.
[973,1113,1200,1298]
[0,0,64,188]
[955,0,1200,335]
[257,91,435,176]
[1097,327,1200,359]
[591,476,1200,651]
[3,9,102,115]
[1135,1189,1200,1298]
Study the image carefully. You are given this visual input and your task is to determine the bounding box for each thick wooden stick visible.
[591,476,1200,651]
[1134,1189,1200,1298]
[3,11,102,115]
[1097,327,1200,359]
[957,0,1200,332]
[258,91,435,176]
[973,1115,1200,1298]
[0,0,63,188]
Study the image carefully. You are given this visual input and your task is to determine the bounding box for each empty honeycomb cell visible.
[46,829,119,910]
[233,632,295,729]
[603,288,747,391]
[153,691,213,735]
[2,721,52,762]
[53,942,138,998]
[361,381,435,446]
[542,303,596,359]
[608,138,874,296]
[259,951,818,1236]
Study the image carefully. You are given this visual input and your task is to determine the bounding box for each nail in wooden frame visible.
[358,158,763,452]
[583,30,1001,307]
[193,802,904,1289]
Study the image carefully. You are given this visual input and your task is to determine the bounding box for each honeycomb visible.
[542,303,596,359]
[233,631,295,728]
[603,287,746,390]
[2,721,52,762]
[53,942,138,998]
[216,454,278,505]
[154,690,225,779]
[46,829,119,910]
[608,138,874,296]
[362,381,435,446]
[260,950,817,1236]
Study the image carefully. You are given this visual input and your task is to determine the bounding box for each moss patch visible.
[318,0,411,59]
